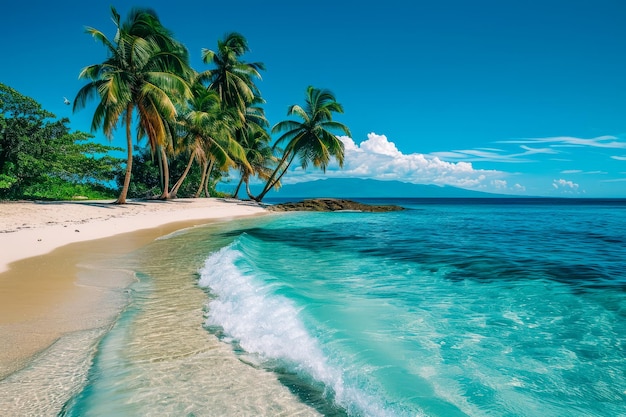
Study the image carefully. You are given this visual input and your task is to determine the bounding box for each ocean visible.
[61,198,626,416]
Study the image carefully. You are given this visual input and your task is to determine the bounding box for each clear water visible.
[65,199,626,416]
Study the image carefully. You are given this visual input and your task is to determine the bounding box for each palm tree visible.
[169,82,248,198]
[254,86,351,202]
[200,32,267,199]
[74,6,191,203]
[200,32,264,122]
[233,122,275,199]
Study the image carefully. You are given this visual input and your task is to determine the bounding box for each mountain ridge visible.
[256,178,513,199]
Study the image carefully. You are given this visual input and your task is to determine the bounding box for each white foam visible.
[198,240,405,417]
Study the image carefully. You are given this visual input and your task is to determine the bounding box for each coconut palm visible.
[232,122,274,199]
[254,86,351,202]
[74,6,191,203]
[200,32,264,122]
[170,82,249,198]
[229,95,272,198]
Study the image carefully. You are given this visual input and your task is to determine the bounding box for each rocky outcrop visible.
[266,198,404,212]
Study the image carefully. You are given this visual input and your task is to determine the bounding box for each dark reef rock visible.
[266,198,405,212]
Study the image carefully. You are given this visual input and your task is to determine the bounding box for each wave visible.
[197,235,414,417]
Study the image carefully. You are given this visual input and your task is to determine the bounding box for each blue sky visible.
[2,0,626,197]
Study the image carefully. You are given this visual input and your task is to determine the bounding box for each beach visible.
[0,199,321,416]
[0,198,266,274]
[2,198,625,416]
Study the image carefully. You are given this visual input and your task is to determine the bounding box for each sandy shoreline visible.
[0,198,267,373]
[0,198,266,273]
[0,198,320,416]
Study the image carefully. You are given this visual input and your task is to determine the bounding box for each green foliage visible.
[21,176,116,200]
[121,145,206,198]
[0,82,123,200]
[75,6,193,203]
[255,86,350,201]
[3,10,351,203]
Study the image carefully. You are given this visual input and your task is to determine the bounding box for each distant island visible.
[253,178,514,199]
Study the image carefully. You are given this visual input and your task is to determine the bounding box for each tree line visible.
[0,83,122,200]
[72,6,351,204]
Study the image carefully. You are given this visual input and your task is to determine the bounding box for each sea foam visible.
[197,236,410,417]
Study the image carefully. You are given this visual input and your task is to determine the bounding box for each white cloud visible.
[601,177,626,183]
[430,144,557,163]
[560,169,607,175]
[611,155,626,161]
[552,179,580,191]
[335,133,505,189]
[359,134,401,157]
[284,133,509,191]
[492,179,508,189]
[500,135,626,149]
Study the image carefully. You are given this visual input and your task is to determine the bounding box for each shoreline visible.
[0,198,266,273]
[0,198,281,414]
[0,198,267,375]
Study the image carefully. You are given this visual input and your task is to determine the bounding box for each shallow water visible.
[59,199,626,416]
[62,219,319,416]
[198,199,626,416]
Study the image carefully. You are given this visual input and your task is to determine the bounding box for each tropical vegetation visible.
[2,6,350,203]
[0,83,122,200]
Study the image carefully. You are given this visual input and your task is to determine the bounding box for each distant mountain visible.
[254,178,511,199]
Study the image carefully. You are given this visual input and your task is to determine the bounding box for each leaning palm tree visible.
[74,6,191,203]
[169,83,248,198]
[200,32,264,122]
[254,86,351,202]
[230,96,272,198]
[232,122,275,199]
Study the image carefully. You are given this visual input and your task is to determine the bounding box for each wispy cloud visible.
[611,155,626,161]
[499,135,626,149]
[601,177,626,183]
[560,169,607,175]
[430,144,557,163]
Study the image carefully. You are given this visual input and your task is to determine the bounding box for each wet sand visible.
[0,199,321,416]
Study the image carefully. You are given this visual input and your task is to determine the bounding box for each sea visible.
[59,198,625,416]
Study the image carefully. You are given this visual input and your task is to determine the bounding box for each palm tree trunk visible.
[233,175,244,199]
[194,161,209,198]
[245,176,255,200]
[159,146,171,200]
[170,150,196,198]
[204,159,214,197]
[157,147,164,193]
[116,105,134,204]
[254,152,295,202]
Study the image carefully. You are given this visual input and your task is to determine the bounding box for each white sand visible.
[0,199,321,416]
[0,198,266,273]
[0,198,267,376]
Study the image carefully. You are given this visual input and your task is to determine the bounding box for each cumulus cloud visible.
[321,133,509,190]
[283,133,510,190]
[492,179,508,189]
[285,133,524,191]
[552,179,579,191]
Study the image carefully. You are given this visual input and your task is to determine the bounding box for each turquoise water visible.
[66,199,626,416]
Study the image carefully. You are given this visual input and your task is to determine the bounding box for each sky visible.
[2,0,626,197]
